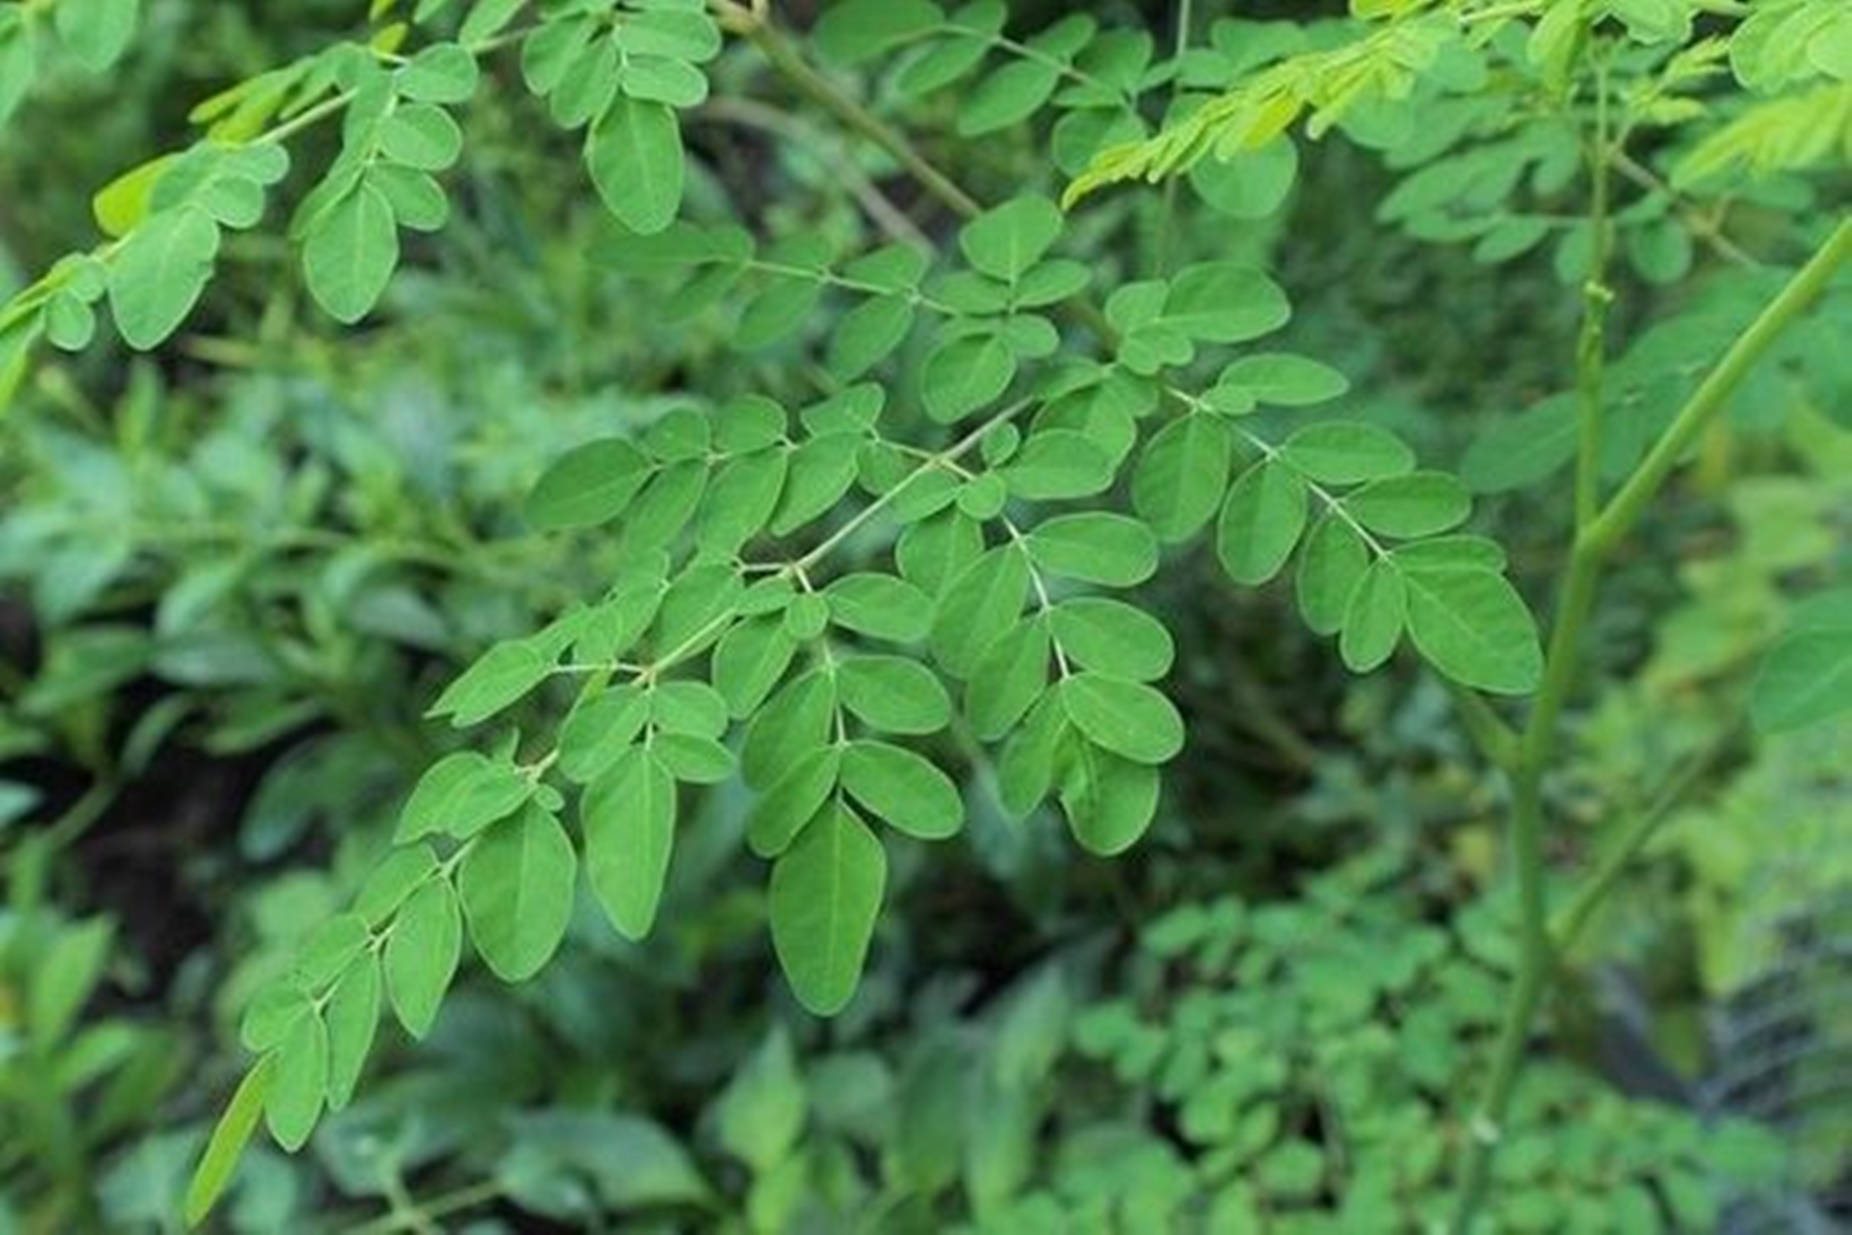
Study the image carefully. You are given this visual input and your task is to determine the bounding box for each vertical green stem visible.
[1449,213,1852,1235]
[1153,0,1194,275]
[1573,57,1613,531]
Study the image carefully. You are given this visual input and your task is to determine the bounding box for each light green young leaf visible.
[107,205,220,349]
[302,184,399,324]
[1058,673,1184,765]
[384,878,460,1039]
[769,802,886,1016]
[583,747,676,939]
[1402,566,1542,694]
[55,0,138,72]
[586,96,683,234]
[399,43,480,103]
[1026,513,1157,587]
[458,803,577,981]
[379,103,463,171]
[838,655,952,735]
[184,1057,274,1226]
[1216,458,1307,585]
[840,740,964,839]
[1189,138,1298,220]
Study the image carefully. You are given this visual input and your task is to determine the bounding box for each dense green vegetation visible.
[2,0,1848,1230]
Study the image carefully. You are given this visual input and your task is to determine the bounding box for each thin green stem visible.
[1154,0,1194,275]
[1449,213,1852,1235]
[1572,56,1613,531]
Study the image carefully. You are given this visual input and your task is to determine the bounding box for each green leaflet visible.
[428,639,551,726]
[1060,740,1160,856]
[1279,423,1414,486]
[966,621,1051,740]
[998,692,1069,817]
[840,740,964,839]
[932,544,1031,677]
[558,685,651,783]
[384,878,461,1039]
[715,1027,807,1174]
[107,205,220,349]
[815,0,943,65]
[826,573,933,643]
[1190,138,1298,220]
[748,745,843,858]
[1025,513,1158,587]
[586,96,683,234]
[302,184,399,324]
[1132,413,1232,543]
[583,747,677,939]
[1344,472,1472,539]
[1058,672,1184,765]
[457,803,577,981]
[922,332,1016,422]
[1216,353,1349,407]
[837,655,953,735]
[323,955,381,1111]
[1401,566,1542,694]
[1216,459,1308,585]
[714,617,798,718]
[1340,559,1406,673]
[525,439,653,529]
[1050,598,1175,682]
[742,670,836,790]
[959,196,1064,282]
[769,801,886,1016]
[1002,429,1116,500]
[55,0,138,73]
[184,1057,274,1226]
[395,750,530,841]
[1295,516,1370,637]
[264,1010,327,1151]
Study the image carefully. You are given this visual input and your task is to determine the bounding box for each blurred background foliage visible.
[1,0,1847,1231]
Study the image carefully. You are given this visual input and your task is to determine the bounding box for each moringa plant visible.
[4,0,1849,1229]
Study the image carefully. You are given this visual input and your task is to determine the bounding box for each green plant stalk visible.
[1572,58,1613,531]
[1449,213,1852,1235]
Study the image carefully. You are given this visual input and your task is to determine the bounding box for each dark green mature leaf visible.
[1216,459,1307,585]
[840,740,964,839]
[828,295,915,380]
[384,878,460,1038]
[458,803,577,981]
[395,750,531,841]
[1058,673,1184,764]
[1279,423,1414,485]
[323,956,380,1110]
[958,61,1061,135]
[265,1011,327,1150]
[558,685,651,782]
[742,670,836,789]
[1401,567,1542,694]
[586,96,683,234]
[714,617,798,718]
[769,802,886,1016]
[1218,353,1349,406]
[922,333,1015,422]
[1003,429,1115,499]
[826,573,932,643]
[1163,263,1291,342]
[1026,513,1157,586]
[583,747,676,939]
